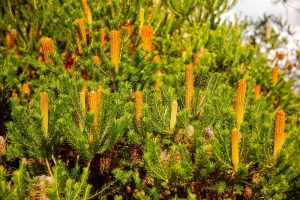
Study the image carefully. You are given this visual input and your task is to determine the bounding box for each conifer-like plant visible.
[110,30,121,73]
[273,110,285,157]
[236,80,246,128]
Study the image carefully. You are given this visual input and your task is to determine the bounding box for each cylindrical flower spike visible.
[272,66,278,85]
[110,30,121,73]
[273,110,285,157]
[134,91,143,126]
[153,55,161,63]
[185,64,194,110]
[99,28,106,48]
[140,25,153,51]
[0,136,6,154]
[232,128,240,171]
[76,33,83,55]
[75,18,87,44]
[80,91,86,113]
[95,86,103,126]
[153,70,162,90]
[265,22,272,40]
[12,89,18,99]
[82,0,92,24]
[41,92,49,137]
[139,8,145,28]
[236,80,246,128]
[93,55,100,65]
[170,100,178,132]
[40,37,55,63]
[255,84,261,100]
[22,83,31,97]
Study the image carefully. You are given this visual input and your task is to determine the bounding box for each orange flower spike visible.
[76,18,87,44]
[255,84,261,100]
[22,83,31,97]
[93,55,101,65]
[41,92,49,137]
[110,30,121,73]
[185,64,194,110]
[99,28,106,48]
[134,91,143,126]
[41,37,55,63]
[82,0,92,24]
[140,25,154,51]
[273,110,285,157]
[232,128,240,171]
[6,31,15,48]
[272,66,278,85]
[236,80,246,128]
[12,89,18,99]
[153,55,161,63]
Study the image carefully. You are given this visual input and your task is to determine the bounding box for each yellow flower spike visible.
[82,0,92,24]
[153,70,162,90]
[41,92,49,137]
[170,100,178,132]
[95,86,103,126]
[232,128,240,171]
[265,22,272,40]
[255,84,261,100]
[99,28,106,48]
[139,8,145,29]
[185,64,194,110]
[236,80,246,128]
[110,30,121,73]
[75,18,87,44]
[273,110,285,157]
[22,83,31,97]
[40,37,55,63]
[272,66,278,85]
[93,55,101,66]
[76,32,83,55]
[140,25,153,51]
[134,91,143,126]
[80,91,86,113]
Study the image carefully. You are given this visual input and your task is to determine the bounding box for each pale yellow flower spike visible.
[236,80,246,128]
[170,100,178,132]
[232,128,240,171]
